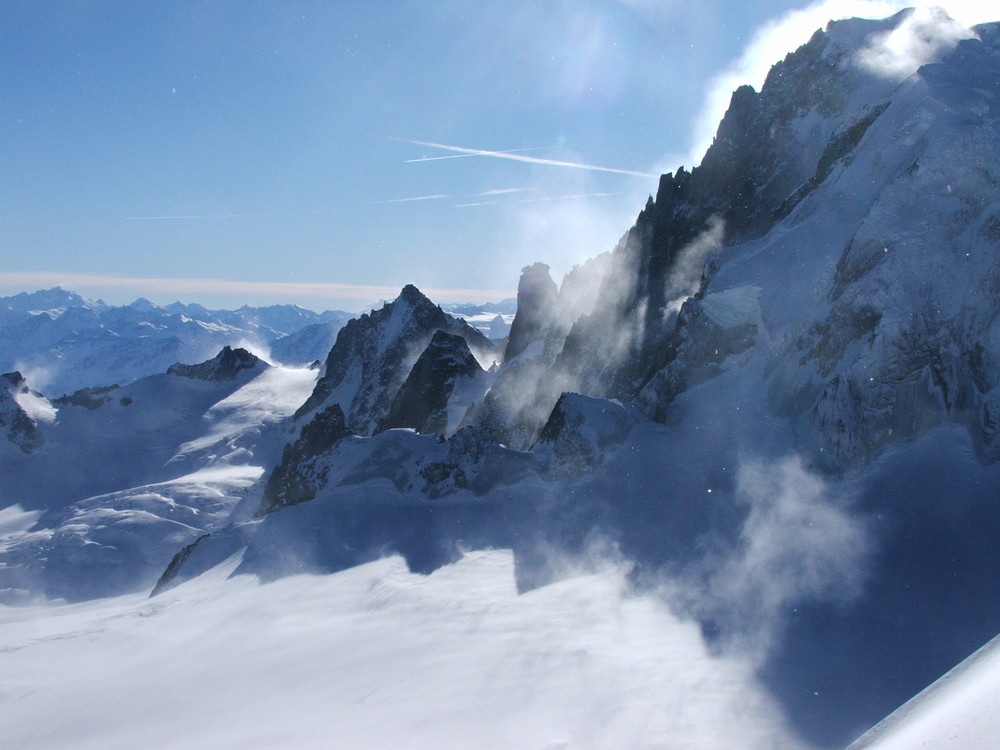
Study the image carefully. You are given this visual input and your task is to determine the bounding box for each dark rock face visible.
[378,330,483,435]
[52,385,120,410]
[0,371,43,453]
[418,424,539,499]
[534,393,638,480]
[468,258,610,450]
[296,284,499,437]
[257,286,501,515]
[167,346,265,381]
[259,403,348,514]
[2,371,28,390]
[637,302,759,422]
[504,263,559,361]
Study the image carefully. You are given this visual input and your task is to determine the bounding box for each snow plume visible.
[11,360,56,397]
[0,505,41,536]
[680,0,903,169]
[231,336,273,366]
[676,1,994,171]
[497,136,656,286]
[667,456,872,661]
[665,214,725,317]
[855,6,974,79]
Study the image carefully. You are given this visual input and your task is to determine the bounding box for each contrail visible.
[400,139,656,178]
[380,194,449,204]
[404,146,550,163]
[473,187,536,196]
[381,188,535,205]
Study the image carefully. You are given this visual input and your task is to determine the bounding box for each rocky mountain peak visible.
[167,346,266,381]
[505,263,559,361]
[295,285,499,435]
[2,371,27,390]
[397,283,429,308]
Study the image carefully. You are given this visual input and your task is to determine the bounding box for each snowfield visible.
[0,550,806,750]
[848,633,1000,749]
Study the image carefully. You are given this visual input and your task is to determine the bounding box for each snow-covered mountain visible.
[0,347,319,601]
[0,287,353,396]
[847,630,1000,749]
[3,9,1000,749]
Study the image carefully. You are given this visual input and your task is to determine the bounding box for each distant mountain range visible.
[0,287,514,397]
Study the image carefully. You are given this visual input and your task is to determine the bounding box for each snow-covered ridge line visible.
[0,286,355,396]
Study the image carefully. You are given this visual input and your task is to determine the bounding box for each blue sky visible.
[0,1,990,312]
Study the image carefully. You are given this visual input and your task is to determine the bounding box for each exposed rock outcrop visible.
[167,346,266,381]
[378,330,484,435]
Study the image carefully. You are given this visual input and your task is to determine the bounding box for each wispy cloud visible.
[664,455,872,660]
[515,192,619,204]
[401,138,656,178]
[0,271,514,304]
[856,6,972,79]
[385,187,538,207]
[123,210,329,221]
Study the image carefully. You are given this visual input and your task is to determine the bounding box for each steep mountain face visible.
[377,329,486,435]
[295,284,501,435]
[0,287,352,396]
[0,372,47,454]
[468,255,611,448]
[154,12,1000,748]
[259,286,501,514]
[476,11,965,449]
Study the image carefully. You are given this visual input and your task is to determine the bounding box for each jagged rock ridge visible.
[295,284,500,436]
[259,285,501,513]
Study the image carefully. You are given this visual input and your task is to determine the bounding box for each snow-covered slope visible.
[847,632,1000,749]
[0,287,352,396]
[0,550,807,750]
[0,348,318,602]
